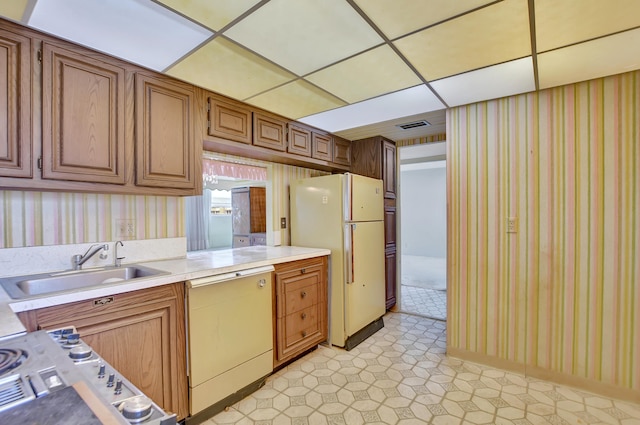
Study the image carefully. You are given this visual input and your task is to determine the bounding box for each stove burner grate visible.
[0,349,28,375]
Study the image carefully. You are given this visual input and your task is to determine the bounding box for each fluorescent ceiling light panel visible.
[354,0,495,40]
[246,80,346,120]
[28,0,212,71]
[167,38,295,101]
[305,45,422,104]
[224,0,383,76]
[535,0,640,52]
[394,0,530,81]
[299,85,444,132]
[155,0,262,31]
[430,57,535,106]
[0,0,29,22]
[538,29,640,89]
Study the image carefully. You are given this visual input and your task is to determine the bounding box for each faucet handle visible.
[99,244,109,260]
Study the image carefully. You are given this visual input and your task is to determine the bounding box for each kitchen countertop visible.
[0,245,331,339]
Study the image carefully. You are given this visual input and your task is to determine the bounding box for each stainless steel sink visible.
[0,265,169,299]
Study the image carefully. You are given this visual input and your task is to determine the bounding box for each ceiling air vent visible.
[396,120,431,130]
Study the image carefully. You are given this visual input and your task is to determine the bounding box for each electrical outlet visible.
[507,217,518,233]
[116,219,136,238]
[280,217,287,229]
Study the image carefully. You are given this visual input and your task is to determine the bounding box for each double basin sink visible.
[1,265,169,300]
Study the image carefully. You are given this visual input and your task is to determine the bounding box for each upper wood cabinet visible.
[351,136,396,199]
[0,27,31,178]
[287,123,312,157]
[42,42,126,184]
[253,111,286,151]
[311,131,332,161]
[332,136,351,167]
[208,94,252,145]
[135,72,196,189]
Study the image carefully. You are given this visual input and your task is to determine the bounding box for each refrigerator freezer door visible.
[345,221,386,337]
[346,174,384,222]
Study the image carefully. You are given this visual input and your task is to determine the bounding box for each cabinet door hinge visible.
[207,120,211,130]
[37,156,42,170]
[206,101,211,112]
[37,50,42,63]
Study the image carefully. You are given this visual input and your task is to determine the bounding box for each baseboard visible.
[447,346,640,404]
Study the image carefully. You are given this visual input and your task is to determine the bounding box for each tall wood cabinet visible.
[0,26,31,178]
[351,136,397,309]
[273,257,328,368]
[16,283,188,421]
[231,186,267,247]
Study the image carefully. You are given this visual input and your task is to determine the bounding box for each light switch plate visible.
[116,219,136,238]
[507,217,518,233]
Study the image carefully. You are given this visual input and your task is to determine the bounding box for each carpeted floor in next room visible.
[204,312,640,425]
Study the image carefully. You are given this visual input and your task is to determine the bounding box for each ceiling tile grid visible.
[1,0,639,139]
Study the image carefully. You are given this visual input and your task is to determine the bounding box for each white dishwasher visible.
[186,265,274,421]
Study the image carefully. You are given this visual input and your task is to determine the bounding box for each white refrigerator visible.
[290,173,386,349]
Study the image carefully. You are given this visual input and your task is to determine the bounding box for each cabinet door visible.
[135,73,195,189]
[208,95,252,144]
[382,140,396,199]
[332,136,350,167]
[42,43,125,184]
[253,112,286,151]
[385,248,397,309]
[312,132,332,161]
[0,28,31,178]
[288,123,312,157]
[17,283,188,421]
[231,188,251,235]
[384,203,396,250]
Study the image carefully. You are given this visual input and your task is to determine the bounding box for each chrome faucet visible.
[72,244,109,270]
[115,241,125,267]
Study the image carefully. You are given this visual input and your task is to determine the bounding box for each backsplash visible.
[0,191,184,249]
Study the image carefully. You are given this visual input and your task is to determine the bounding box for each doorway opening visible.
[397,142,447,320]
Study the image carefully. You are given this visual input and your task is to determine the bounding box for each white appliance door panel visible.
[347,174,384,222]
[345,221,386,336]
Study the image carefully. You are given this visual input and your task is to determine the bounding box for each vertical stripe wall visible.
[397,133,447,147]
[447,69,639,399]
[0,192,184,248]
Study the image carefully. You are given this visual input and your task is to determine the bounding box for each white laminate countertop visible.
[0,245,331,339]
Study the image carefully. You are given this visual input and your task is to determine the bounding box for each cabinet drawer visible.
[284,281,318,315]
[284,305,319,337]
[285,322,321,347]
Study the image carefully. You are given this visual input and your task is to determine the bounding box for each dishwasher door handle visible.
[187,265,274,288]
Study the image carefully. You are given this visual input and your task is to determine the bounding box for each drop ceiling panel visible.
[27,0,212,71]
[0,0,29,22]
[538,29,640,89]
[353,0,496,40]
[535,0,640,52]
[224,0,383,76]
[299,85,444,132]
[304,45,422,104]
[394,0,531,81]
[246,80,346,120]
[167,37,295,100]
[156,0,262,31]
[431,57,535,106]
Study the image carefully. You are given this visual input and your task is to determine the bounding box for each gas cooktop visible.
[0,329,176,425]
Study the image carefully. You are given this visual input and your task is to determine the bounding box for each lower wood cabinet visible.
[16,283,188,421]
[273,256,328,368]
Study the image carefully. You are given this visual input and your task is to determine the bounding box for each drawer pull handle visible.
[301,291,307,298]
[301,268,306,274]
[301,331,307,337]
[301,313,307,319]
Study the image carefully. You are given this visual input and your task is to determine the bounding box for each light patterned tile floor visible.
[204,312,640,425]
[400,286,447,321]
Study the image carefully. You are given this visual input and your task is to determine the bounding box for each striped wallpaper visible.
[397,133,447,147]
[0,191,184,248]
[447,70,639,398]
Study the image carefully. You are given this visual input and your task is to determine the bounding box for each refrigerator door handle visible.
[345,223,355,284]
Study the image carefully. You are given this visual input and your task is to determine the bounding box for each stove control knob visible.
[107,373,115,387]
[98,364,106,378]
[66,333,80,345]
[114,379,123,395]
